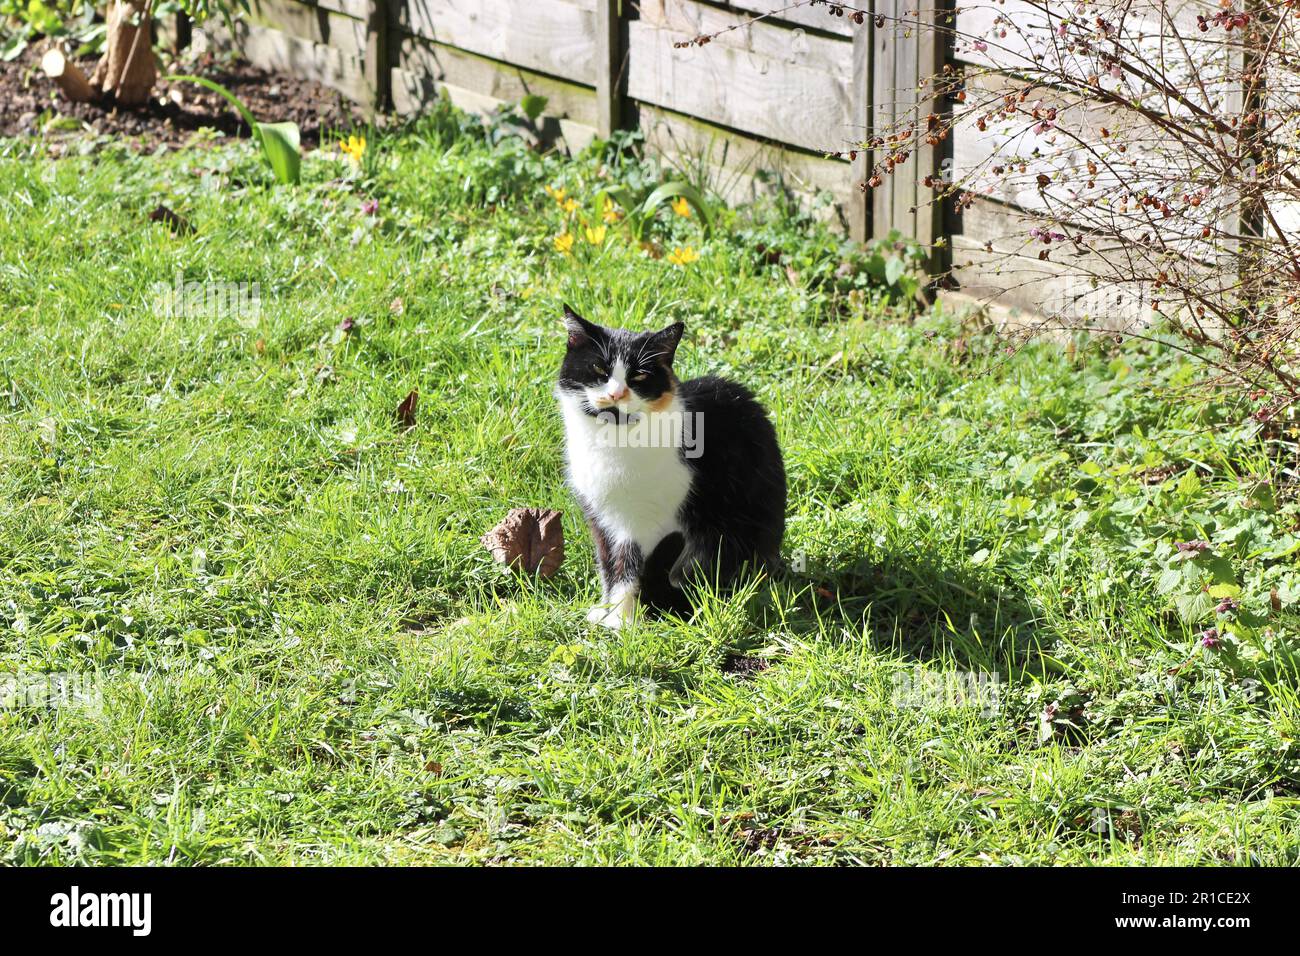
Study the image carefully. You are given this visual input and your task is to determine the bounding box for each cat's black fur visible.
[673,373,787,581]
[557,305,786,623]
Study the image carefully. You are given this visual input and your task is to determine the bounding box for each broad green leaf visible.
[1174,590,1214,623]
[166,74,301,185]
[885,256,906,286]
[640,181,713,232]
[519,94,548,121]
[258,122,302,185]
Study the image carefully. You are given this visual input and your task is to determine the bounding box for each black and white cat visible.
[556,305,786,629]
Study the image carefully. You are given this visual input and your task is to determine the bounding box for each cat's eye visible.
[592,364,609,377]
[630,372,649,382]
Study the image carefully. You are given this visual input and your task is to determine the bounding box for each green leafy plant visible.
[165,74,300,185]
[0,0,100,60]
[602,180,712,241]
[860,231,928,301]
[468,94,552,150]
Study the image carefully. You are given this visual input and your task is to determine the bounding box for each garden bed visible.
[0,46,365,149]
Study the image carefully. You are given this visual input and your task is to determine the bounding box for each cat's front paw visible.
[586,602,634,630]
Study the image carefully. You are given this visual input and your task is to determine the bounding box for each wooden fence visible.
[193,0,1149,319]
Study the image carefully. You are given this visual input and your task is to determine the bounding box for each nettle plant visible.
[687,0,1300,413]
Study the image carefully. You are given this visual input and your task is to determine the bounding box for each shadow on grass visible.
[761,550,1046,675]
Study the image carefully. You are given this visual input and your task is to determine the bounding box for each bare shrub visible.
[682,0,1300,407]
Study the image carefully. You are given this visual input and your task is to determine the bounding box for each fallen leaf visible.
[480,507,565,577]
[396,389,418,430]
[148,203,194,235]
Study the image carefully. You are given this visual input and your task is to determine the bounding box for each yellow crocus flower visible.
[339,134,366,164]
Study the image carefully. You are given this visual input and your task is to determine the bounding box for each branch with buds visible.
[676,0,1300,408]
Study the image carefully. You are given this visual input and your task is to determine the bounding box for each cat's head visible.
[557,305,684,415]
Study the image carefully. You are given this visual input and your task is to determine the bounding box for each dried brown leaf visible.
[148,203,194,235]
[396,389,418,430]
[480,507,565,577]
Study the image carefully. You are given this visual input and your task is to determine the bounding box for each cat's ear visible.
[563,304,600,348]
[650,322,686,366]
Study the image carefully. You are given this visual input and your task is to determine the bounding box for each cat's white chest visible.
[560,396,693,551]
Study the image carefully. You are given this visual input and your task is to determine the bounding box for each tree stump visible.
[89,0,156,105]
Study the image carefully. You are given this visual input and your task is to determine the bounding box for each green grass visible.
[1,109,1298,865]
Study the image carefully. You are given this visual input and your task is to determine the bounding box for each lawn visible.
[1,105,1297,865]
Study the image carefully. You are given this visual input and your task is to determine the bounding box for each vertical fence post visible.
[914,0,945,267]
[871,0,944,257]
[596,0,624,137]
[365,0,391,117]
[849,15,873,243]
[871,0,899,243]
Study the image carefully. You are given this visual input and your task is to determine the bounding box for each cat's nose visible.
[607,384,630,402]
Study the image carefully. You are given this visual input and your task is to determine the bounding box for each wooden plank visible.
[891,0,917,237]
[952,69,1230,259]
[950,195,1153,329]
[391,64,600,152]
[595,0,622,136]
[634,102,852,221]
[953,0,1220,95]
[251,0,368,21]
[710,0,855,37]
[848,15,871,241]
[870,0,897,239]
[397,0,597,83]
[394,34,600,126]
[364,0,389,114]
[1265,50,1300,245]
[870,0,943,247]
[639,0,853,77]
[317,0,369,20]
[243,0,367,58]
[626,19,851,152]
[198,20,368,102]
[915,3,944,257]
